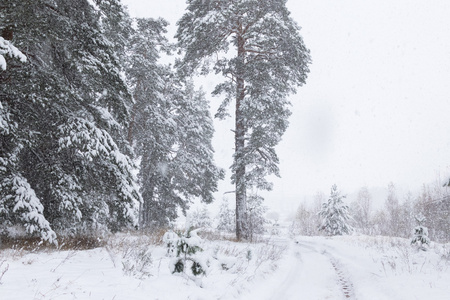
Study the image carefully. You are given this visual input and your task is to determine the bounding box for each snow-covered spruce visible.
[0,38,56,242]
[411,214,430,250]
[318,185,352,236]
[162,229,178,257]
[168,228,208,277]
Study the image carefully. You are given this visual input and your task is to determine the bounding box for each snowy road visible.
[247,236,450,300]
[248,238,348,300]
[270,240,347,300]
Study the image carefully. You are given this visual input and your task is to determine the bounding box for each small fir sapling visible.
[267,211,281,235]
[168,228,207,276]
[162,229,178,257]
[411,214,430,250]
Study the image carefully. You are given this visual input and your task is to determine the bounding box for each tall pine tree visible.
[176,0,311,240]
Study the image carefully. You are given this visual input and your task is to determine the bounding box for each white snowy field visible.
[0,232,449,300]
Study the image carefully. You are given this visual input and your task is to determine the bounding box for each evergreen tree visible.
[411,214,430,250]
[170,228,207,276]
[126,18,223,228]
[176,0,311,240]
[318,185,352,236]
[0,0,141,241]
[0,35,55,241]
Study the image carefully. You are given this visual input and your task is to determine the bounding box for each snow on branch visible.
[5,174,57,244]
[0,37,26,71]
[58,117,142,223]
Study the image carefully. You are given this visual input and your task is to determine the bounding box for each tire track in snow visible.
[296,241,356,299]
[328,255,355,299]
[268,242,304,299]
[264,240,344,300]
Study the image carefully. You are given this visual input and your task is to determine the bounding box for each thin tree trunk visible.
[235,25,247,241]
[140,152,154,229]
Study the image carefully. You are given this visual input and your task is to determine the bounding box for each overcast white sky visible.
[122,0,450,214]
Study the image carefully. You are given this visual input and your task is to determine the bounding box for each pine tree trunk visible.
[141,186,152,228]
[140,153,154,228]
[235,25,247,241]
[127,107,135,145]
[128,88,139,144]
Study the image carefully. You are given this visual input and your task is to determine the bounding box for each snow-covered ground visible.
[252,236,450,300]
[1,232,449,299]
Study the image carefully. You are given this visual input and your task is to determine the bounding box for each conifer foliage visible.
[0,0,140,241]
[0,0,226,241]
[411,214,430,250]
[0,37,26,71]
[126,18,223,228]
[169,228,207,277]
[318,185,352,236]
[176,0,311,240]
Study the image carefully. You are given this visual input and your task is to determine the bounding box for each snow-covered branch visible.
[0,37,26,71]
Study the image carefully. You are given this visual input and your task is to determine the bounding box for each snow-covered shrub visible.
[411,214,430,251]
[246,194,268,242]
[162,230,177,257]
[216,198,236,233]
[56,233,107,251]
[439,245,450,262]
[211,241,285,278]
[0,260,8,284]
[188,207,212,229]
[411,226,430,249]
[246,249,253,261]
[255,242,286,268]
[169,228,208,277]
[290,201,322,236]
[121,244,152,279]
